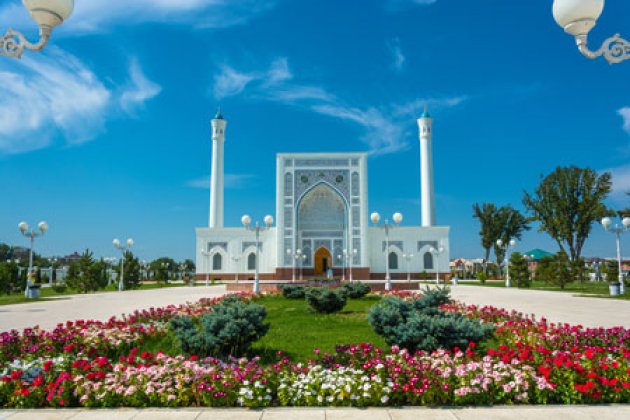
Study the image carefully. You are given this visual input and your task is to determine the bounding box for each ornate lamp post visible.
[496,239,516,288]
[1,0,74,59]
[371,212,403,291]
[18,221,48,298]
[345,249,358,282]
[552,0,630,64]
[295,249,306,281]
[337,253,346,281]
[403,253,414,282]
[242,214,274,294]
[286,249,296,282]
[112,238,133,292]
[601,217,630,295]
[429,245,445,285]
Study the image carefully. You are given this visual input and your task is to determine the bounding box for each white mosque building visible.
[195,110,450,281]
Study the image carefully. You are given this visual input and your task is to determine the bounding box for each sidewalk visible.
[1,406,629,419]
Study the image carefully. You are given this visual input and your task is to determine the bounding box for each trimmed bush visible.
[342,282,370,299]
[305,287,347,314]
[169,295,269,358]
[368,288,493,353]
[280,284,306,299]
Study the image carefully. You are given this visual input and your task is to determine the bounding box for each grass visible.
[139,295,388,365]
[0,281,211,306]
[459,279,630,300]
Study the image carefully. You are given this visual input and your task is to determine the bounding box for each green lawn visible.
[458,279,630,300]
[140,295,388,364]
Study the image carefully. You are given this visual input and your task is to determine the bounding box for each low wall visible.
[226,281,422,293]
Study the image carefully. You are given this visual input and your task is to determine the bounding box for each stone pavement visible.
[0,285,228,331]
[0,406,629,420]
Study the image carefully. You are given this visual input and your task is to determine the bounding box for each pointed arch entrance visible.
[314,247,332,275]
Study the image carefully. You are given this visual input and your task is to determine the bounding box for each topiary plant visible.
[305,287,347,314]
[169,295,269,358]
[368,288,493,353]
[280,284,306,299]
[341,282,371,299]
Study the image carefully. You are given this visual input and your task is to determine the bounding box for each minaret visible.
[418,106,436,227]
[209,109,227,228]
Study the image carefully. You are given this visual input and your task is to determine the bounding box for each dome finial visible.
[214,106,224,120]
[420,104,431,119]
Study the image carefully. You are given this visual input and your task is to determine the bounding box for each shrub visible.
[169,295,269,358]
[342,282,370,299]
[368,288,493,353]
[476,272,487,284]
[280,284,306,299]
[509,252,531,288]
[305,287,347,314]
[51,283,67,294]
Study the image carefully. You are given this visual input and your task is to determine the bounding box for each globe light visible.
[370,212,381,225]
[496,239,503,247]
[552,0,604,35]
[393,212,403,225]
[509,239,516,248]
[113,238,121,248]
[126,238,134,247]
[264,215,274,227]
[623,217,630,229]
[38,221,48,232]
[601,217,612,229]
[241,215,251,227]
[18,222,28,233]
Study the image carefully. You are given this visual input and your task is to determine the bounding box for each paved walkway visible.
[1,283,629,332]
[0,406,628,419]
[0,286,228,331]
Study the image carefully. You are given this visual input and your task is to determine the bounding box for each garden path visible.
[0,285,228,331]
[0,406,628,419]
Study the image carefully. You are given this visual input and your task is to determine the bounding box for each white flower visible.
[381,396,389,404]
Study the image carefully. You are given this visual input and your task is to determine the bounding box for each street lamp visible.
[601,216,630,294]
[112,238,133,292]
[242,214,274,294]
[18,221,48,298]
[371,211,403,291]
[403,253,414,282]
[286,248,296,282]
[344,249,358,282]
[429,245,445,285]
[1,0,74,59]
[232,255,241,284]
[295,249,306,281]
[337,254,346,281]
[552,0,630,64]
[200,248,213,287]
[496,239,516,288]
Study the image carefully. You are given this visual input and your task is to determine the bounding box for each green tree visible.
[472,203,500,273]
[492,206,531,272]
[534,256,554,283]
[606,260,620,283]
[523,166,612,261]
[65,250,101,293]
[570,258,588,284]
[551,251,572,289]
[121,251,141,290]
[150,257,177,285]
[509,252,531,288]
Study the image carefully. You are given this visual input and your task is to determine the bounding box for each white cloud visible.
[388,38,406,73]
[120,58,162,115]
[0,49,160,154]
[386,0,438,11]
[606,165,630,202]
[0,0,275,34]
[211,57,465,155]
[187,173,257,189]
[618,107,630,135]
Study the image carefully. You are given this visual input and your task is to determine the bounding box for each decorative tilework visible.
[418,241,438,251]
[295,170,350,202]
[242,242,262,252]
[295,159,348,167]
[284,173,293,197]
[382,241,403,252]
[351,172,360,196]
[207,242,227,252]
[352,238,361,265]
[352,207,360,228]
[302,231,344,238]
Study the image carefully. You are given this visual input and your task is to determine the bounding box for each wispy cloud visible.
[187,173,257,189]
[211,57,465,155]
[388,38,406,73]
[386,0,438,12]
[604,164,630,202]
[618,107,630,135]
[0,49,160,154]
[120,58,162,115]
[0,0,275,34]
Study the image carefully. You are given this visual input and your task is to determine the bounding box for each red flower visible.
[43,360,53,372]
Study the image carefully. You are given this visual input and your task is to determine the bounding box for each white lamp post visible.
[496,239,516,288]
[371,211,403,291]
[295,249,306,281]
[552,0,630,64]
[346,249,358,282]
[403,253,414,282]
[242,214,273,294]
[18,221,48,298]
[232,255,241,284]
[200,248,213,287]
[286,248,296,282]
[112,238,133,292]
[337,253,346,281]
[429,245,445,285]
[601,216,630,294]
[1,0,74,59]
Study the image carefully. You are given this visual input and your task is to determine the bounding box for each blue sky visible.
[0,0,629,262]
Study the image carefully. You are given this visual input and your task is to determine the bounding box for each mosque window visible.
[301,175,309,184]
[424,252,434,270]
[335,175,344,183]
[388,252,398,270]
[212,254,222,271]
[248,253,256,270]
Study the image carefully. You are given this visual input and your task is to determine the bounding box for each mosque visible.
[195,110,450,281]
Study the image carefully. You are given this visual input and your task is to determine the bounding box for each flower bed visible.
[0,293,628,407]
